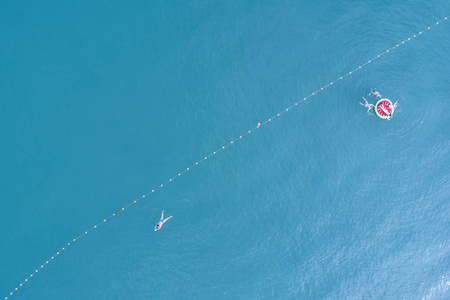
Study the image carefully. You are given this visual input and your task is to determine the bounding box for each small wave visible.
[423,274,450,300]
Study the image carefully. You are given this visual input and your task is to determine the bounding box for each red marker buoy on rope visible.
[257,122,261,127]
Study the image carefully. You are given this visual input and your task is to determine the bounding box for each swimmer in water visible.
[388,101,399,112]
[369,88,382,98]
[154,210,173,231]
[386,101,398,120]
[359,96,374,113]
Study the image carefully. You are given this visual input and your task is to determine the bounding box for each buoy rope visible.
[5,15,448,300]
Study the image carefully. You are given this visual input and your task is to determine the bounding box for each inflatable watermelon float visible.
[375,99,394,119]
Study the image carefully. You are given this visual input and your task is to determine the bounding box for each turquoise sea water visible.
[1,1,449,299]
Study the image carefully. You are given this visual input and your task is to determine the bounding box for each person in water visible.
[385,101,399,120]
[360,96,374,113]
[388,101,399,112]
[369,89,382,98]
[154,210,173,231]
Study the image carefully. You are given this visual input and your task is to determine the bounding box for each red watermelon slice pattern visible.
[376,100,392,117]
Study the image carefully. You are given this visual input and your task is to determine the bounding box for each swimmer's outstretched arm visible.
[164,216,173,222]
[360,96,369,107]
[161,210,164,220]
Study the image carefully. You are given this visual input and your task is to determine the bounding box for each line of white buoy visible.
[5,15,448,300]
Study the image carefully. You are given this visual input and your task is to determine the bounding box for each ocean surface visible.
[1,1,449,299]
